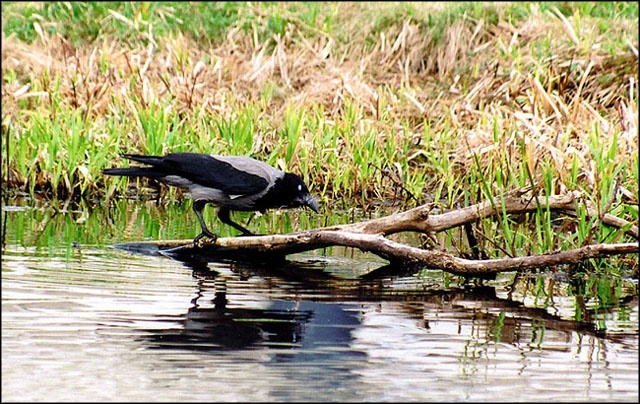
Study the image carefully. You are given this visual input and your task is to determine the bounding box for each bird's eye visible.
[298,184,302,191]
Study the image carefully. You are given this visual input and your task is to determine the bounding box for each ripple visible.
[2,243,638,402]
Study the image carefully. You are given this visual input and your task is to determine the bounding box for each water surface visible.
[2,199,638,402]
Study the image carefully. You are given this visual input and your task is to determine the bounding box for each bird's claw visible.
[193,230,218,244]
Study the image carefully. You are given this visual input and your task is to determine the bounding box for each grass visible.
[1,1,638,271]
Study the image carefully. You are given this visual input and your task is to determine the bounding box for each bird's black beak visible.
[299,194,320,213]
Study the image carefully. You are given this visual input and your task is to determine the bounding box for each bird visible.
[103,153,320,243]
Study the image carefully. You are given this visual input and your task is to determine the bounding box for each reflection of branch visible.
[137,250,638,343]
[194,259,638,343]
[153,190,638,276]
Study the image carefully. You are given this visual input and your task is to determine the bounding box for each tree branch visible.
[142,189,638,276]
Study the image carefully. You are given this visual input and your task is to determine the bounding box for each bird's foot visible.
[193,230,218,244]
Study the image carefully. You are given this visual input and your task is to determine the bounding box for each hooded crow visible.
[103,153,320,242]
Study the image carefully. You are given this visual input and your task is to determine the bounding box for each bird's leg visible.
[218,207,255,236]
[193,200,218,243]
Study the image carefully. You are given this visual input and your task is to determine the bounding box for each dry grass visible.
[2,2,638,205]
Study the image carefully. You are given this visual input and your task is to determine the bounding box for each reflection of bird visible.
[141,290,315,351]
[103,153,320,242]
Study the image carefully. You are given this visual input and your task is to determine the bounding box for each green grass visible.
[4,2,636,46]
[2,2,240,45]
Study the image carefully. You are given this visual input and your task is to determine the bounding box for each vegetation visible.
[1,2,638,270]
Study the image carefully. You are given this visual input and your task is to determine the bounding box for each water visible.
[2,198,638,402]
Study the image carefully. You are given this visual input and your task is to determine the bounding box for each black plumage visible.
[103,153,320,242]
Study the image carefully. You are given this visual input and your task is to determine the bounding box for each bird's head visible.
[283,173,320,213]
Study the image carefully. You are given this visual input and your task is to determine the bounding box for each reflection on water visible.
[1,199,638,402]
[141,288,315,351]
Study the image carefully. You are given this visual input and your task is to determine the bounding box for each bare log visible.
[142,190,638,276]
[158,230,637,276]
[321,189,638,239]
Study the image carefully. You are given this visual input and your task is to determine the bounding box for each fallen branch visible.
[326,189,638,239]
[159,231,637,276]
[141,189,638,276]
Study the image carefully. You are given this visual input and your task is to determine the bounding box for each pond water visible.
[2,198,638,402]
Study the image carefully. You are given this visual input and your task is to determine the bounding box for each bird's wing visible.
[159,153,270,195]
